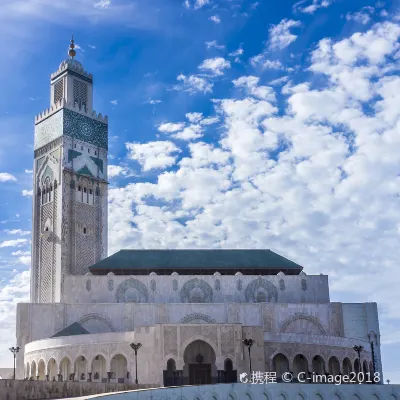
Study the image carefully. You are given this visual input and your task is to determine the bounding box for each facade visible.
[16,40,384,389]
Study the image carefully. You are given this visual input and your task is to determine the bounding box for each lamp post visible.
[9,346,20,380]
[130,343,142,384]
[242,338,255,377]
[353,345,364,382]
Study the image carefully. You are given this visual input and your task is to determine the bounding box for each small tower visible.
[31,36,108,303]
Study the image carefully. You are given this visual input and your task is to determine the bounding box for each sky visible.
[0,0,399,383]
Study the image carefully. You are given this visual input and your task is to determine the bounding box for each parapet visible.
[35,99,108,125]
[51,59,93,82]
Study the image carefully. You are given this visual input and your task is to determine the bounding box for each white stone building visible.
[16,39,384,387]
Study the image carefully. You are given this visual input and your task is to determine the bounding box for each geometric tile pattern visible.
[64,109,108,150]
[245,277,278,303]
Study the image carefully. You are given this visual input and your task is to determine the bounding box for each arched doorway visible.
[293,354,308,382]
[110,354,128,383]
[163,358,179,387]
[272,353,289,382]
[74,356,87,381]
[31,361,37,380]
[91,354,107,382]
[312,355,325,375]
[59,357,71,381]
[183,340,216,385]
[222,358,237,383]
[328,356,340,377]
[343,357,352,377]
[38,359,46,380]
[47,358,58,381]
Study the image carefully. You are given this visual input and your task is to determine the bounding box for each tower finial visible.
[68,34,76,59]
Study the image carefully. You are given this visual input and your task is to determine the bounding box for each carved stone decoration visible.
[180,278,213,303]
[108,279,114,291]
[163,326,178,357]
[180,313,216,324]
[280,313,326,335]
[172,279,178,291]
[86,279,91,291]
[150,279,156,292]
[279,279,285,291]
[301,279,307,291]
[115,278,149,303]
[236,279,243,291]
[215,279,220,291]
[220,326,235,356]
[244,277,278,303]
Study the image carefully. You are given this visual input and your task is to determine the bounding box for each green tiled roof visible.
[89,249,303,275]
[51,322,89,338]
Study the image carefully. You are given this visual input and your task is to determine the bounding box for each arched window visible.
[83,227,87,234]
[78,186,81,192]
[84,187,87,193]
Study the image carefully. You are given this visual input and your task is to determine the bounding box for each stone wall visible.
[62,274,330,304]
[0,380,155,400]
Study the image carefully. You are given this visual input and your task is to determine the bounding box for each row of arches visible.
[272,353,374,383]
[26,353,128,383]
[39,178,57,204]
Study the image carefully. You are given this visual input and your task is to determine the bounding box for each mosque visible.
[15,37,383,388]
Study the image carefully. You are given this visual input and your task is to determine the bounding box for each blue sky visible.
[1,0,400,383]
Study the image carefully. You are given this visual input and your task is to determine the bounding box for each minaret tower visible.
[31,36,108,303]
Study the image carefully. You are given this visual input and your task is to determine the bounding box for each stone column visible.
[107,372,112,382]
[88,372,92,382]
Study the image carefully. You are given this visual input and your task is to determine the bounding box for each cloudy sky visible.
[1,0,400,382]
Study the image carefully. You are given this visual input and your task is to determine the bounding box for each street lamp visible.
[242,338,255,377]
[353,345,364,382]
[9,346,20,380]
[130,343,142,384]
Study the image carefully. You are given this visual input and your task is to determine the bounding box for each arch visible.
[47,358,58,381]
[244,277,278,303]
[110,354,128,383]
[164,358,177,387]
[363,359,369,374]
[369,360,374,374]
[25,362,30,379]
[312,355,325,375]
[313,394,323,400]
[180,313,216,324]
[91,354,107,382]
[183,339,217,385]
[31,360,37,379]
[59,357,71,381]
[74,355,88,381]
[272,353,289,381]
[371,395,380,400]
[78,313,116,333]
[293,354,309,381]
[354,358,360,374]
[343,357,352,375]
[115,278,149,303]
[38,359,46,380]
[180,335,219,360]
[180,278,213,303]
[244,394,252,400]
[280,314,326,335]
[328,356,341,376]
[224,358,233,372]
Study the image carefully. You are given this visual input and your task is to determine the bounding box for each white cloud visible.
[200,116,219,125]
[233,76,276,101]
[269,76,289,86]
[205,40,225,50]
[24,170,32,174]
[88,44,96,49]
[110,100,118,105]
[4,229,30,236]
[0,239,28,248]
[346,7,374,25]
[126,141,181,171]
[0,270,30,368]
[250,55,283,69]
[175,74,213,94]
[173,125,203,141]
[209,15,221,24]
[0,173,16,182]
[11,251,30,256]
[268,19,301,50]
[22,190,33,196]
[144,98,162,105]
[158,122,185,133]
[94,0,111,9]
[108,165,131,178]
[17,256,31,266]
[186,112,203,123]
[293,0,334,14]
[229,47,244,57]
[184,0,210,10]
[198,57,231,76]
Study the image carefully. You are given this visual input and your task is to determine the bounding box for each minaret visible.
[31,36,108,303]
